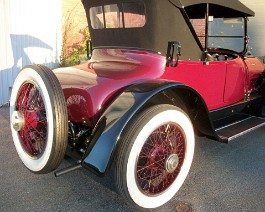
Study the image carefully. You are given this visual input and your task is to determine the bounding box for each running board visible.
[215,115,265,142]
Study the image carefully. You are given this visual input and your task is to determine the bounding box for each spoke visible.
[15,83,47,157]
[136,123,186,195]
[23,84,32,109]
[20,127,35,154]
[137,157,165,173]
[25,125,38,154]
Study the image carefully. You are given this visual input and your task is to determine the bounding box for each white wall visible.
[240,0,265,61]
[0,0,62,106]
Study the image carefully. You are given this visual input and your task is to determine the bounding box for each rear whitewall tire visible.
[115,104,195,209]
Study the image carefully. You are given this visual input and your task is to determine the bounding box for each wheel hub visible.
[165,154,179,173]
[11,111,25,132]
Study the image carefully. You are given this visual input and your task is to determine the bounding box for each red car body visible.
[10,0,265,209]
[55,50,264,127]
[50,0,265,174]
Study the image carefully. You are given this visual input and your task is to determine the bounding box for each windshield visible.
[191,17,245,53]
[208,17,245,52]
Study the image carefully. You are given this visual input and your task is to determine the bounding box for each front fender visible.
[81,80,209,175]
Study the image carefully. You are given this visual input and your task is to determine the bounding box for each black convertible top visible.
[82,0,254,60]
[171,0,254,17]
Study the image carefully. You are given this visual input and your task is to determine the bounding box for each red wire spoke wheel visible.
[115,104,194,209]
[136,123,186,195]
[10,65,68,174]
[15,82,47,158]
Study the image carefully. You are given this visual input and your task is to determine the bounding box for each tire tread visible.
[23,64,68,174]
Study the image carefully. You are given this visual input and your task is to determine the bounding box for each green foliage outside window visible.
[60,27,90,67]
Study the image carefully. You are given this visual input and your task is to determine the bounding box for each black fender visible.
[81,79,217,175]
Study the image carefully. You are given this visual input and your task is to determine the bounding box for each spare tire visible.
[10,64,68,174]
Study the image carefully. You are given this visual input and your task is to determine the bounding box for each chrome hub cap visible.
[165,154,179,173]
[11,111,24,132]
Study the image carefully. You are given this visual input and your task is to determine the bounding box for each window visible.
[191,17,245,52]
[90,6,104,29]
[123,2,145,28]
[89,2,146,29]
[104,4,123,28]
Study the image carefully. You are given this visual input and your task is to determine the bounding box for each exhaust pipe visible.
[54,162,82,177]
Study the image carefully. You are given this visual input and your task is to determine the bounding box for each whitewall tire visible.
[10,65,68,174]
[115,104,195,209]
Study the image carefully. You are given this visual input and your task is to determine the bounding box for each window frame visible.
[190,3,248,54]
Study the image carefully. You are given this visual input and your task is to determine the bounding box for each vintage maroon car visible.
[10,0,265,209]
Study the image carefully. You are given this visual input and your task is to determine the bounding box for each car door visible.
[164,60,227,110]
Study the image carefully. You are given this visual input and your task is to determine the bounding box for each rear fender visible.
[81,80,215,175]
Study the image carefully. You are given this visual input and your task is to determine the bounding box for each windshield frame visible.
[189,3,249,56]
